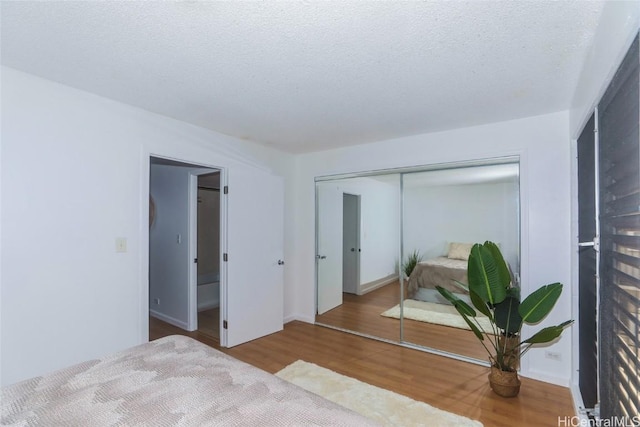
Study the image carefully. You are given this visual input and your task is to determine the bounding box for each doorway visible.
[148,157,221,340]
[342,193,360,294]
[147,155,285,348]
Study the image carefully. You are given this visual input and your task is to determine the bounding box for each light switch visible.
[116,237,127,253]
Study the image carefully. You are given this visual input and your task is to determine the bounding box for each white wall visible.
[403,181,519,270]
[292,111,574,386]
[0,67,294,386]
[570,1,640,137]
[357,179,400,284]
[149,164,191,328]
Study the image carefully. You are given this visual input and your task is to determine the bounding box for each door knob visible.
[316,255,327,259]
[278,260,285,265]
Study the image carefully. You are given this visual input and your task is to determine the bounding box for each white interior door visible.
[316,184,343,314]
[225,165,284,347]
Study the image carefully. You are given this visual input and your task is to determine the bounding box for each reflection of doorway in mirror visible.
[342,193,360,295]
[315,175,402,341]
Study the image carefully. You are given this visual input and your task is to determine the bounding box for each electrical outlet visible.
[545,351,562,361]
[153,298,160,305]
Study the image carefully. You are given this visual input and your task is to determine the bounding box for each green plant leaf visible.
[436,286,459,304]
[402,249,423,278]
[484,241,512,288]
[469,289,492,319]
[452,280,469,292]
[519,283,563,324]
[458,313,484,341]
[494,296,523,334]
[522,320,573,344]
[453,299,477,317]
[436,286,476,317]
[467,243,508,305]
[438,285,483,340]
[506,286,520,300]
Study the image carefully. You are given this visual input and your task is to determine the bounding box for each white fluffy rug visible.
[380,299,493,331]
[276,360,483,427]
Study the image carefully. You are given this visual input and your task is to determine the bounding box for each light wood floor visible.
[316,280,488,360]
[197,308,219,340]
[150,318,575,427]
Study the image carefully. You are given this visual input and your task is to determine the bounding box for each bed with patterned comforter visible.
[1,335,377,426]
[406,256,468,300]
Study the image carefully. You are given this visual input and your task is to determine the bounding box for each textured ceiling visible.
[1,1,605,153]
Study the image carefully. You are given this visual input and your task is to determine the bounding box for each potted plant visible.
[402,249,423,280]
[436,241,573,397]
[401,250,422,299]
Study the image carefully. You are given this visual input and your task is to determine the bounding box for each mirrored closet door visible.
[315,173,402,342]
[315,158,520,363]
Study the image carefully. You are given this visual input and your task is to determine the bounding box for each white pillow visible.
[448,242,474,261]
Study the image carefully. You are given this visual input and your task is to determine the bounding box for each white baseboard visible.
[284,314,315,324]
[197,300,220,312]
[150,310,189,330]
[359,274,397,295]
[520,368,570,387]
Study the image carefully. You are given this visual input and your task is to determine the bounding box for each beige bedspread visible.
[406,256,468,299]
[1,335,377,426]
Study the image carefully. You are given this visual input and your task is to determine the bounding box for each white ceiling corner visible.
[1,1,606,153]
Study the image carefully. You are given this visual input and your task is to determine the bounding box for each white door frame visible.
[143,154,227,344]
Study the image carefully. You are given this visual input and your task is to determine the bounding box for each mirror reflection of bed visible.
[396,244,493,360]
[315,159,520,363]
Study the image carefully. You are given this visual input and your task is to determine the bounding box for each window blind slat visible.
[602,192,640,216]
[597,33,640,419]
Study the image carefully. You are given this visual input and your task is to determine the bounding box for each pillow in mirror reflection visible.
[447,242,474,261]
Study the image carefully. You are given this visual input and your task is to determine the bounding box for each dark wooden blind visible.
[598,34,640,419]
[578,113,598,410]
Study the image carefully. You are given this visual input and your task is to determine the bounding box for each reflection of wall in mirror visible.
[318,177,400,286]
[403,181,519,272]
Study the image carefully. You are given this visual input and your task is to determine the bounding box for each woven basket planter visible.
[498,335,520,370]
[488,366,521,398]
